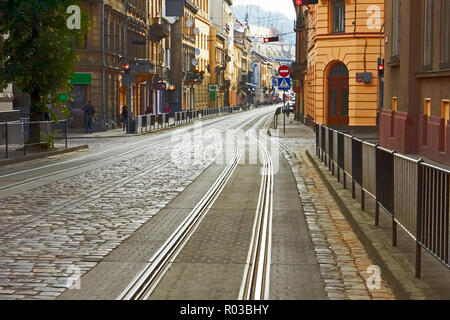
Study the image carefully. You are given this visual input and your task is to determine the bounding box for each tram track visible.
[0,108,271,194]
[239,114,274,300]
[116,115,269,300]
[0,113,266,242]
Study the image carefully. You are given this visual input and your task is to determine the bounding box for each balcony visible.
[184,71,203,82]
[148,20,170,42]
[239,72,253,85]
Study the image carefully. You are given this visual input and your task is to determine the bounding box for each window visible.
[423,98,431,145]
[440,100,450,151]
[441,0,450,67]
[392,0,401,57]
[442,100,450,127]
[332,0,345,33]
[424,0,434,69]
[392,97,398,112]
[424,98,431,116]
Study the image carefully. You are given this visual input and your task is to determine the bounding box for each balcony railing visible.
[184,71,203,82]
[148,21,170,42]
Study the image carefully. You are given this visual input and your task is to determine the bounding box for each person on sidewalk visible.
[83,101,95,134]
[121,105,128,131]
[163,104,171,114]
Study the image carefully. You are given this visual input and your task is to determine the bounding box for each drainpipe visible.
[101,0,106,130]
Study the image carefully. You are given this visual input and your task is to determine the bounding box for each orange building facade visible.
[303,0,384,127]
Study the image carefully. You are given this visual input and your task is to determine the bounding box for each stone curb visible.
[305,149,430,300]
[0,145,89,167]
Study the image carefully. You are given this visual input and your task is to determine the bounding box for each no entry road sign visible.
[278,65,290,77]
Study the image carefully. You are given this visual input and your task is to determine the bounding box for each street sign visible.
[278,65,290,78]
[278,77,291,91]
[209,85,218,92]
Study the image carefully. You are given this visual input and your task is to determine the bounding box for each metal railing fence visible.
[0,120,68,159]
[315,123,450,278]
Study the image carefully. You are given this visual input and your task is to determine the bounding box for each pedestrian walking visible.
[121,105,128,131]
[83,101,96,134]
[163,104,171,114]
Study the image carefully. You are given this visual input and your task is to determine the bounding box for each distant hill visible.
[233,4,295,44]
[233,4,295,62]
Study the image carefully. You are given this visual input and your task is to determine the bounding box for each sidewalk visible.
[269,113,315,139]
[67,117,176,139]
[270,116,450,299]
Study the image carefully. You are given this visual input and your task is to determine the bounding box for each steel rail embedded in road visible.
[117,114,269,300]
[0,108,271,194]
[239,115,274,300]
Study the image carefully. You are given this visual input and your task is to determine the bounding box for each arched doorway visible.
[327,62,349,126]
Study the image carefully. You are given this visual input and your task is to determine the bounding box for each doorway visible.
[327,62,349,126]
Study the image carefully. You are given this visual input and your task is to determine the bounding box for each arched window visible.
[329,62,349,77]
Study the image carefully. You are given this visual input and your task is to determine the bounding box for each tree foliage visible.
[0,0,89,120]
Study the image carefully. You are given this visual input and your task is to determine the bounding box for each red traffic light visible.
[264,36,279,43]
[124,64,130,70]
[378,64,384,71]
[296,0,318,5]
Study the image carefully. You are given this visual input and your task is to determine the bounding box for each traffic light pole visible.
[127,85,131,134]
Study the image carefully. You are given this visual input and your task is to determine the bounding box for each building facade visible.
[379,0,450,165]
[251,51,274,105]
[208,28,226,108]
[210,0,233,107]
[70,0,170,130]
[170,0,201,112]
[193,0,211,110]
[301,0,384,128]
[232,20,252,107]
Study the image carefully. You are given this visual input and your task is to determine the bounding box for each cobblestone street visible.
[0,112,246,299]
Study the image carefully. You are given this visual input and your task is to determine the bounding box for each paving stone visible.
[0,129,227,299]
[277,140,395,300]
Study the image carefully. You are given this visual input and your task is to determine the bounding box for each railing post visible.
[65,120,68,149]
[415,159,424,278]
[23,123,26,156]
[343,171,347,189]
[352,180,355,199]
[5,122,8,159]
[361,189,365,211]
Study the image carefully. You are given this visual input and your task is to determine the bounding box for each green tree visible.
[0,0,88,142]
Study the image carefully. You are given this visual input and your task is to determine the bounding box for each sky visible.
[233,0,297,20]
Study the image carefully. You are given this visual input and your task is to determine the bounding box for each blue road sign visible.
[278,77,291,91]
